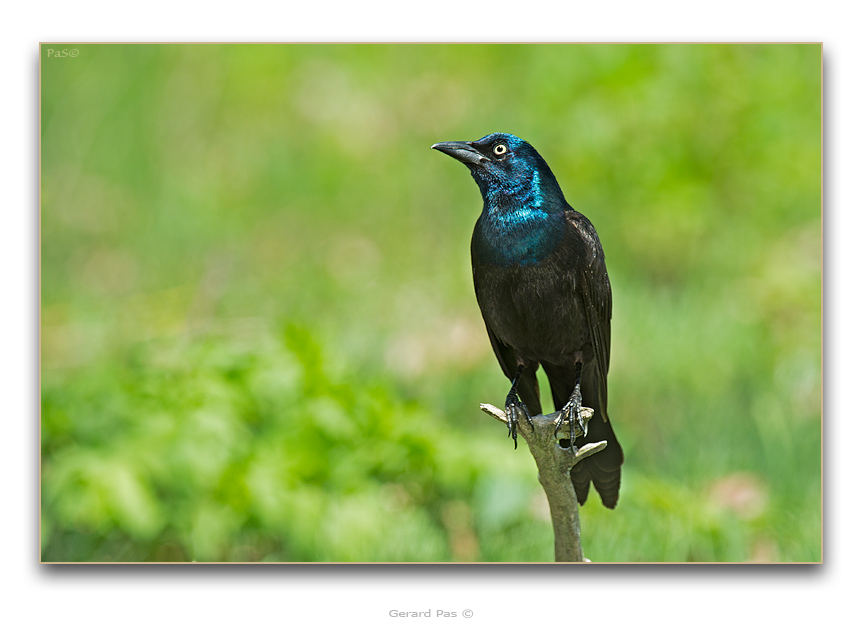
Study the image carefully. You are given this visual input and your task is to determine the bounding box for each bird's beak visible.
[431,141,488,166]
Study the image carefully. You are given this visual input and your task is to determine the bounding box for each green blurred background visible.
[40,44,821,562]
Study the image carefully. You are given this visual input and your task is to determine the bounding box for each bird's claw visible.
[554,401,588,447]
[504,399,532,449]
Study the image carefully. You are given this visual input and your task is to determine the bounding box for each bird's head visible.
[431,132,564,209]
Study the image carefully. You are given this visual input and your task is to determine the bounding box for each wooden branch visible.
[480,403,606,562]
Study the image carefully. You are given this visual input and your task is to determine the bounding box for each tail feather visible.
[571,432,623,508]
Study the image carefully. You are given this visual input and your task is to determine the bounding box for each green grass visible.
[40,43,821,562]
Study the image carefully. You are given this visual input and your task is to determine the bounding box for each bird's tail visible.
[570,417,624,509]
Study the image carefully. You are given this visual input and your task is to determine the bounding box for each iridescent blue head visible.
[433,132,569,266]
[431,132,566,214]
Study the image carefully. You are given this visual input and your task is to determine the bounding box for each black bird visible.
[432,132,623,508]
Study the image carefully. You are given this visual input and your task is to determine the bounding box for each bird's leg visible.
[554,362,586,445]
[504,364,533,449]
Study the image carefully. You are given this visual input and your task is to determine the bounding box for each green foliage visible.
[41,44,820,561]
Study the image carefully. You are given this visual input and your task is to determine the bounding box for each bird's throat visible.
[476,205,564,266]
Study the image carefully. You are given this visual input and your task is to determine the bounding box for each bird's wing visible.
[566,211,613,420]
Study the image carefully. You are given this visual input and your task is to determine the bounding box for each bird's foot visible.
[504,394,533,450]
[554,389,587,447]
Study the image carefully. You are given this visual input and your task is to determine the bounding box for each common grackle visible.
[432,132,623,508]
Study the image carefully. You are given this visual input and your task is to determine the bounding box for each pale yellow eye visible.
[493,143,508,156]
